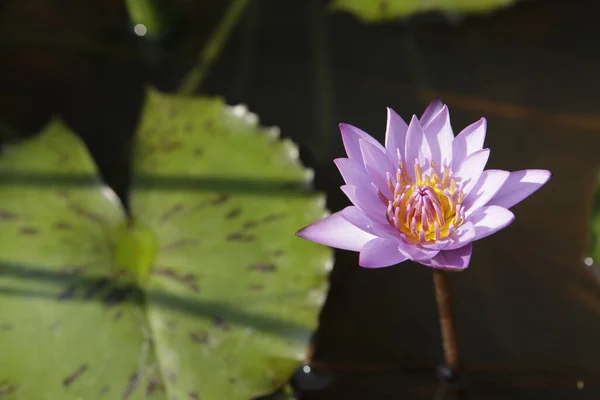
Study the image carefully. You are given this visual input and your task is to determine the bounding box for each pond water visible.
[2,0,600,398]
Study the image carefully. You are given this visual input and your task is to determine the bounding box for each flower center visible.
[378,155,464,244]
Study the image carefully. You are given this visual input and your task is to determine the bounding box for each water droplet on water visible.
[134,24,147,36]
[292,364,332,391]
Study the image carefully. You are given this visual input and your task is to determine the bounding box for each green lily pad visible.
[329,0,515,22]
[588,171,600,265]
[0,90,331,399]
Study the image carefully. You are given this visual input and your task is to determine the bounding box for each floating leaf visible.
[588,171,600,266]
[329,0,515,22]
[0,90,331,399]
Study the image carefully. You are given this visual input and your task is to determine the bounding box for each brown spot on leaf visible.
[161,238,199,252]
[166,320,177,331]
[273,250,285,257]
[103,286,130,308]
[114,310,123,320]
[53,221,72,230]
[248,284,265,291]
[159,203,185,224]
[228,377,237,384]
[210,194,230,205]
[122,370,141,400]
[0,323,12,331]
[61,265,84,275]
[379,0,390,13]
[0,384,17,396]
[71,204,105,224]
[213,316,230,331]
[19,226,38,235]
[57,285,76,300]
[248,262,277,273]
[263,213,286,223]
[154,268,199,293]
[193,147,203,157]
[146,375,163,397]
[166,371,176,384]
[242,220,258,229]
[56,190,70,199]
[62,364,88,387]
[188,392,200,400]
[162,140,182,152]
[226,232,255,242]
[225,208,241,219]
[58,153,70,165]
[84,278,111,299]
[49,321,61,331]
[0,210,18,221]
[99,385,110,396]
[189,331,209,344]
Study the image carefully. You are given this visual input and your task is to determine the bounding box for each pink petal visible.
[452,118,486,168]
[420,98,445,127]
[487,169,551,209]
[334,158,370,188]
[340,185,387,224]
[360,138,393,197]
[420,243,473,271]
[296,211,376,251]
[467,205,515,241]
[454,148,490,196]
[463,169,510,217]
[340,123,384,164]
[423,104,454,168]
[341,205,402,240]
[359,238,408,268]
[385,107,408,165]
[424,222,476,250]
[398,241,440,261]
[404,115,432,180]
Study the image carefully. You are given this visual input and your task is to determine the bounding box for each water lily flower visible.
[297,100,551,270]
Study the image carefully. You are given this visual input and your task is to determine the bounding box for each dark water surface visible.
[2,0,600,398]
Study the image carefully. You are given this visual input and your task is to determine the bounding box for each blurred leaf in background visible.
[329,0,516,22]
[0,89,331,400]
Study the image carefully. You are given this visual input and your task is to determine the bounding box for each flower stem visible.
[432,270,461,372]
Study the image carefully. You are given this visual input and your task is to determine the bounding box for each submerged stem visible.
[178,0,249,95]
[432,270,461,372]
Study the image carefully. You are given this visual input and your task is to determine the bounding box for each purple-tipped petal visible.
[334,158,370,188]
[455,148,490,196]
[420,243,472,271]
[341,185,387,224]
[404,115,431,180]
[467,205,515,241]
[452,118,486,168]
[359,238,408,268]
[360,138,394,197]
[463,169,510,217]
[487,169,551,209]
[423,104,453,167]
[296,211,376,251]
[385,107,409,165]
[420,99,445,127]
[340,123,384,164]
